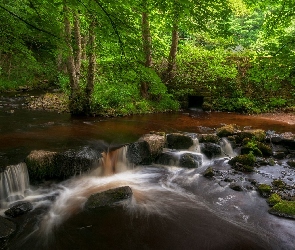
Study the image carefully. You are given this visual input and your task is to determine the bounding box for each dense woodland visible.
[1,0,295,115]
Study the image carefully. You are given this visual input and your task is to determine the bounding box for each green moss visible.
[269,200,295,218]
[216,124,237,137]
[203,167,214,178]
[272,179,286,189]
[258,184,272,197]
[267,194,282,206]
[238,130,266,142]
[228,152,256,172]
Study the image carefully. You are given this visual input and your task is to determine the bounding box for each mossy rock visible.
[241,146,262,157]
[267,194,282,206]
[216,124,237,137]
[200,143,222,159]
[237,129,266,142]
[228,153,256,172]
[166,133,194,150]
[198,134,220,143]
[258,184,272,197]
[256,142,272,156]
[272,179,286,189]
[269,200,295,219]
[25,150,58,181]
[203,166,214,178]
[287,159,295,168]
[179,153,202,168]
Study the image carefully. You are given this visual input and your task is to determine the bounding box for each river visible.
[1,92,295,249]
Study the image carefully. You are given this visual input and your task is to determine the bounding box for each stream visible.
[1,92,295,249]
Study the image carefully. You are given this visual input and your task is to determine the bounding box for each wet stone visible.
[84,186,133,210]
[229,182,243,191]
[4,202,33,218]
[179,153,202,168]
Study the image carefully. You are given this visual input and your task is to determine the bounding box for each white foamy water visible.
[0,163,30,208]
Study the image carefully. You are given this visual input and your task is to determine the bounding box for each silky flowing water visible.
[0,92,295,249]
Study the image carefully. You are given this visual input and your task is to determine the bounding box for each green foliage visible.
[91,63,179,116]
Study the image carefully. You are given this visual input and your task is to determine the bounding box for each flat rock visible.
[84,186,133,210]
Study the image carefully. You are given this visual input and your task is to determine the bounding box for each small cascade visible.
[98,146,134,176]
[220,138,236,158]
[189,138,201,153]
[0,163,30,208]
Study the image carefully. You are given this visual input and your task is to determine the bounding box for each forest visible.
[0,0,295,116]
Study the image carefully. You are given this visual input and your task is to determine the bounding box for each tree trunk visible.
[63,4,78,92]
[85,19,96,114]
[164,22,179,84]
[140,1,152,98]
[73,11,82,82]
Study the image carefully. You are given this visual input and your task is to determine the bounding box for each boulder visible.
[268,132,295,149]
[287,159,295,168]
[203,167,214,178]
[25,150,57,181]
[127,134,165,165]
[4,202,33,218]
[229,182,243,191]
[84,186,132,210]
[166,133,194,150]
[216,124,237,137]
[179,153,202,168]
[155,151,202,168]
[200,143,222,159]
[25,147,101,182]
[237,129,266,142]
[228,153,256,172]
[198,134,220,143]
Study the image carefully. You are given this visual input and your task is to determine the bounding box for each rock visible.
[216,124,237,137]
[25,150,57,181]
[269,132,295,150]
[198,134,220,143]
[287,159,295,168]
[200,143,222,159]
[273,151,286,160]
[179,153,202,168]
[84,186,132,210]
[127,134,165,165]
[268,200,295,220]
[0,216,16,249]
[166,133,194,150]
[4,202,33,218]
[203,167,214,178]
[25,147,101,182]
[155,151,179,166]
[237,129,266,142]
[257,184,272,198]
[229,182,243,191]
[228,153,256,172]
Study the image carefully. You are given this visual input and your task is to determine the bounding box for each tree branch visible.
[0,4,58,39]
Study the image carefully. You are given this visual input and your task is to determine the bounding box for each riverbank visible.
[253,113,295,125]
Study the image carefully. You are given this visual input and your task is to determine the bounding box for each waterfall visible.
[189,138,200,153]
[220,138,236,158]
[97,146,134,176]
[0,163,30,208]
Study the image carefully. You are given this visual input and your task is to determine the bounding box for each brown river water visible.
[1,92,295,250]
